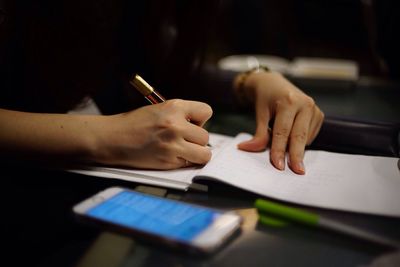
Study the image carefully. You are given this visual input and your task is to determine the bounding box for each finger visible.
[287,108,313,175]
[238,100,271,152]
[270,108,296,171]
[158,154,192,170]
[307,108,324,145]
[178,141,212,166]
[181,122,210,146]
[178,157,194,168]
[183,100,213,127]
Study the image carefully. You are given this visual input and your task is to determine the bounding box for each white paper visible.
[68,132,400,217]
[200,133,400,217]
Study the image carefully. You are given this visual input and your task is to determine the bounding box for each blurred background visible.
[206,0,399,80]
[197,0,399,125]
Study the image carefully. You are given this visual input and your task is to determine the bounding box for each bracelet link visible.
[234,66,270,106]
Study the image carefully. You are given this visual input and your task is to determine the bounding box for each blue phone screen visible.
[87,190,221,242]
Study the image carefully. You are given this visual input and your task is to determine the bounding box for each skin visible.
[1,73,323,174]
[235,71,324,175]
[0,99,213,170]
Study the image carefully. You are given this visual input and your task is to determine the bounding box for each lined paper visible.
[69,132,400,217]
[200,133,400,217]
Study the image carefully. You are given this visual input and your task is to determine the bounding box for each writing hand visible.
[92,99,213,170]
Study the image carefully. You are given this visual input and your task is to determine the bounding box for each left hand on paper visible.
[235,71,324,175]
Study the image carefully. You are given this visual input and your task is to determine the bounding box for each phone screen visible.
[85,190,222,243]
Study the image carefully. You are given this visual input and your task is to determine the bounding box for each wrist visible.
[233,66,270,105]
[83,115,119,165]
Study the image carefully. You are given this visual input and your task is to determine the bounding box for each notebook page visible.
[69,167,191,190]
[199,133,400,217]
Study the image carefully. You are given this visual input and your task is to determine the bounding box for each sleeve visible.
[310,116,400,157]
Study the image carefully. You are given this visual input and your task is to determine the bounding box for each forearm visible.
[0,100,214,170]
[0,108,101,165]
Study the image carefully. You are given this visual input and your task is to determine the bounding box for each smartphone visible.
[72,187,243,254]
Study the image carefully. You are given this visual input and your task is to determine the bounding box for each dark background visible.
[1,1,399,266]
[205,0,400,79]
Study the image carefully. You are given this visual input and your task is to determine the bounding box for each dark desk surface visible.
[5,76,399,267]
[70,181,400,267]
[6,169,396,267]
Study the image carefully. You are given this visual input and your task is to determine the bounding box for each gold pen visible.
[130,74,166,104]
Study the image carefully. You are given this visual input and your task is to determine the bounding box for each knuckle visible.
[275,90,297,109]
[274,128,290,139]
[291,131,307,143]
[161,99,184,116]
[158,114,182,132]
[195,102,213,122]
[284,91,297,105]
[164,99,183,109]
[277,91,316,110]
[303,96,315,109]
[159,117,175,128]
[204,104,213,117]
[319,110,325,120]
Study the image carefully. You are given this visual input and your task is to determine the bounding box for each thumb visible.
[238,114,271,152]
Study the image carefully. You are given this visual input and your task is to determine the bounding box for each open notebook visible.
[69,132,400,217]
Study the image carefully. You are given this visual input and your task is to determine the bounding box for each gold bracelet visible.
[234,66,270,105]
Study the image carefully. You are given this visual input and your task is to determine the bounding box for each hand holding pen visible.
[129,74,213,168]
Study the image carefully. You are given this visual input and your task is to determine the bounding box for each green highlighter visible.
[254,198,400,249]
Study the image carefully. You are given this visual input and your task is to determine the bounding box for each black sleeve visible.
[310,117,400,157]
[375,0,400,80]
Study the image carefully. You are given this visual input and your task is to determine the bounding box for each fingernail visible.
[278,158,285,170]
[297,161,305,174]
